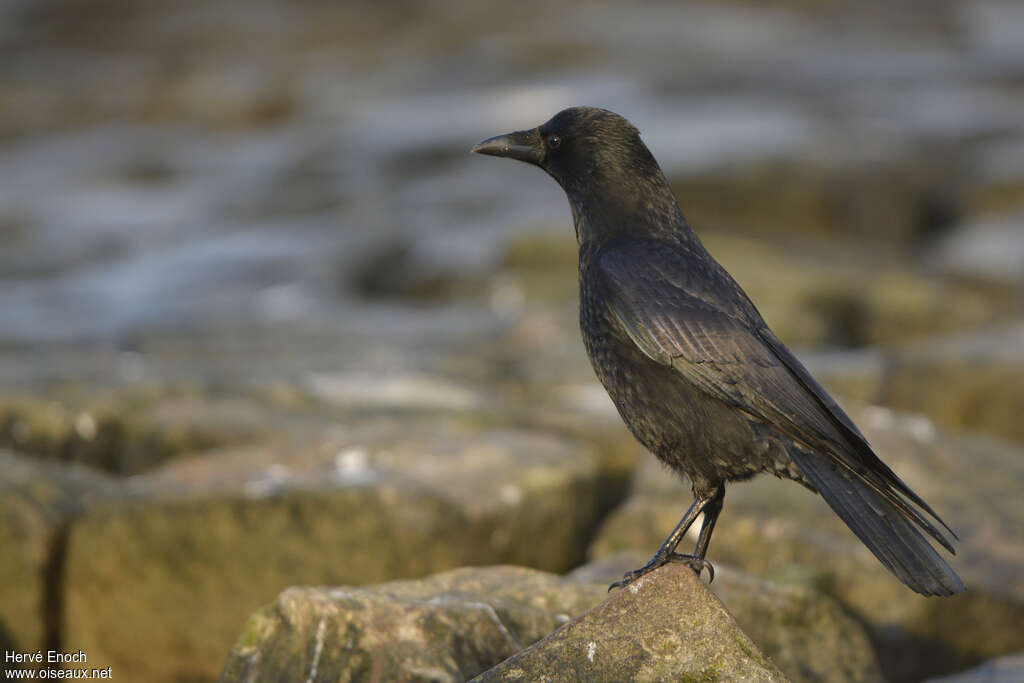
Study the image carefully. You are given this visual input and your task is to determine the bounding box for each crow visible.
[472,106,964,596]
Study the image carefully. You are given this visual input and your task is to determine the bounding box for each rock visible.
[220,566,606,682]
[221,557,882,683]
[668,156,952,246]
[925,651,1024,682]
[588,409,1024,681]
[61,421,603,683]
[0,391,263,475]
[806,324,1024,445]
[476,562,785,682]
[0,451,120,669]
[873,324,1024,445]
[570,552,883,683]
[221,564,786,683]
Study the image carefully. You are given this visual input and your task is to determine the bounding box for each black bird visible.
[472,106,965,596]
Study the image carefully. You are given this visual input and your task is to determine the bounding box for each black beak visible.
[471,129,542,165]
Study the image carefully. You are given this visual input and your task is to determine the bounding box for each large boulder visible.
[589,409,1024,682]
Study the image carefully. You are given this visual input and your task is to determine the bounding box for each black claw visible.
[668,553,715,582]
[608,553,716,591]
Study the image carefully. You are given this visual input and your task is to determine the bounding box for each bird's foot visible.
[668,552,715,583]
[608,553,714,591]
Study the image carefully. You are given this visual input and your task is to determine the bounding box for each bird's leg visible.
[609,484,724,591]
[668,483,724,583]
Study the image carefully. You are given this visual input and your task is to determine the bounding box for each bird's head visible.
[472,107,676,243]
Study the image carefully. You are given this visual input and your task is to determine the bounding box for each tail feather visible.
[789,449,966,596]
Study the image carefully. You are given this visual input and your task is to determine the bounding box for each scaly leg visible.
[610,484,725,590]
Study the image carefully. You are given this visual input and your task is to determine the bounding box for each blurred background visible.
[1,0,1023,681]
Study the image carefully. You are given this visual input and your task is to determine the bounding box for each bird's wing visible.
[597,241,956,548]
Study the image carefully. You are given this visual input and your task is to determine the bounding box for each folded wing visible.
[598,240,965,595]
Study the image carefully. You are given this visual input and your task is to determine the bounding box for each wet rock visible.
[569,552,883,683]
[476,563,785,682]
[589,409,1024,681]
[63,422,603,682]
[926,651,1024,682]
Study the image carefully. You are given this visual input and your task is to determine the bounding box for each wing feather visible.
[597,241,958,551]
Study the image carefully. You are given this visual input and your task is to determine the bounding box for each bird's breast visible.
[578,265,772,484]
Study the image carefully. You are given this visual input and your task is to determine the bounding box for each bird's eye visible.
[547,135,562,150]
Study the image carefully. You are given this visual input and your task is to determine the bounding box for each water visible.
[1,0,1023,345]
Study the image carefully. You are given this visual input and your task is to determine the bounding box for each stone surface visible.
[0,391,262,475]
[55,421,602,683]
[0,451,119,667]
[669,157,950,246]
[476,563,785,682]
[221,564,786,683]
[589,409,1024,682]
[807,324,1024,445]
[220,566,606,683]
[571,552,883,683]
[221,557,881,683]
[874,324,1024,445]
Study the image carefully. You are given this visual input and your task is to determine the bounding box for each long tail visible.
[788,449,966,596]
